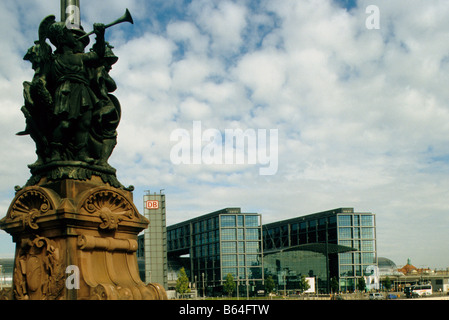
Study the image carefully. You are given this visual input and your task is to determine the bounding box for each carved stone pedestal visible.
[0,176,167,300]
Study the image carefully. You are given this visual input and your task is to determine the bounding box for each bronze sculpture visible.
[19,11,132,189]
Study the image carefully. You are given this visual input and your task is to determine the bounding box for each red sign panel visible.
[145,200,159,210]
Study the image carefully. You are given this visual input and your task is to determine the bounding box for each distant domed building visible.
[378,257,402,276]
[398,259,418,275]
[397,258,432,275]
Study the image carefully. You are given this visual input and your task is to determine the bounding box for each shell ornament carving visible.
[81,189,138,230]
[7,188,54,231]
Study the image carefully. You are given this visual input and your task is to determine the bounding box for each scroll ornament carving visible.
[77,235,152,300]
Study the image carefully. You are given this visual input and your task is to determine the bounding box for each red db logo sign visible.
[145,200,159,209]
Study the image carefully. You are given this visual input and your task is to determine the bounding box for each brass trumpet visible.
[78,8,133,39]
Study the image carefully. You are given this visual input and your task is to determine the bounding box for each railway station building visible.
[138,205,378,295]
[262,207,377,293]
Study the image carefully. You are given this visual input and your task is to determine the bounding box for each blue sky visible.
[1,0,449,269]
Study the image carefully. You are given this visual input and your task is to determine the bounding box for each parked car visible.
[369,293,384,300]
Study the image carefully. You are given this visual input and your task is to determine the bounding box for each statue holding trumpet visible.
[19,6,134,187]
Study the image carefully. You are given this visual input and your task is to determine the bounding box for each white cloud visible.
[179,97,211,119]
[167,21,209,54]
[188,0,248,54]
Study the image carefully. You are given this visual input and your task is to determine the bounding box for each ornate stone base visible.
[0,177,167,300]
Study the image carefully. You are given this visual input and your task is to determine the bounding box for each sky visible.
[1,0,449,269]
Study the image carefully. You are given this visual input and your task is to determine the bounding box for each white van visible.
[369,293,384,300]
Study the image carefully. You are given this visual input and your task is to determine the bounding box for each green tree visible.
[298,275,311,293]
[357,277,366,292]
[264,275,275,295]
[383,276,392,291]
[223,273,236,297]
[330,277,339,293]
[176,267,190,298]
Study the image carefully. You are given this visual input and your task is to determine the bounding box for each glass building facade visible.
[336,213,377,291]
[139,206,375,295]
[264,250,327,293]
[263,208,377,293]
[166,208,263,296]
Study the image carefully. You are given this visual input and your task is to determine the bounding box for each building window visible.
[247,267,262,279]
[338,215,352,227]
[222,254,237,267]
[246,254,261,266]
[238,268,246,279]
[338,227,352,239]
[221,215,236,227]
[194,234,201,246]
[238,228,244,240]
[354,252,361,264]
[237,215,244,227]
[307,230,317,243]
[361,215,373,226]
[317,229,326,242]
[355,265,362,276]
[308,220,317,231]
[328,227,337,241]
[361,227,374,239]
[208,231,215,243]
[340,253,353,264]
[339,240,352,247]
[222,242,237,253]
[222,268,237,279]
[361,240,375,251]
[340,265,354,277]
[281,225,288,246]
[353,215,360,226]
[245,228,260,240]
[318,218,326,229]
[329,216,337,227]
[221,229,236,241]
[362,252,375,264]
[208,244,215,256]
[246,241,260,253]
[290,224,299,246]
[245,215,260,227]
[238,241,245,253]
